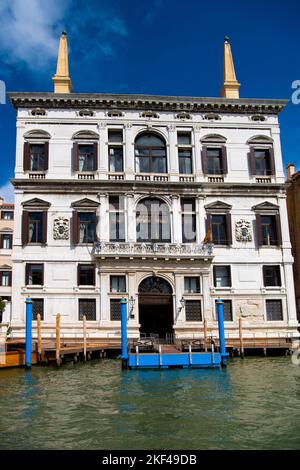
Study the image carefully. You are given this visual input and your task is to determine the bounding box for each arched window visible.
[23,130,51,172]
[135,133,167,173]
[136,198,171,242]
[72,131,99,173]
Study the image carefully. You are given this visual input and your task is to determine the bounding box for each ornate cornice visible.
[8,92,288,115]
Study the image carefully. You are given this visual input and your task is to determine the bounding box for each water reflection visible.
[0,358,300,449]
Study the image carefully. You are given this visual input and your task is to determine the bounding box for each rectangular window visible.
[207,148,223,175]
[110,299,121,321]
[184,277,200,293]
[213,266,231,287]
[261,215,278,246]
[78,264,95,286]
[28,212,44,243]
[78,144,95,172]
[212,215,227,245]
[254,149,271,176]
[109,196,125,242]
[110,276,126,293]
[78,299,96,321]
[1,211,14,220]
[185,300,202,321]
[78,212,96,243]
[1,271,11,287]
[181,198,196,243]
[32,299,44,321]
[216,299,233,321]
[1,234,12,249]
[30,144,46,171]
[263,266,281,287]
[26,264,44,285]
[178,132,193,174]
[109,130,123,172]
[266,299,283,321]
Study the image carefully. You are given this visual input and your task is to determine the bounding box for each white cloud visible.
[0,0,129,71]
[0,0,70,70]
[0,181,14,203]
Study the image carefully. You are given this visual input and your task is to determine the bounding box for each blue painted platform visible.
[128,351,222,369]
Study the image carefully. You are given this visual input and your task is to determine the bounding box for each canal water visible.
[0,356,300,450]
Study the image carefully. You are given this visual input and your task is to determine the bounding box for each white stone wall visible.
[10,106,299,340]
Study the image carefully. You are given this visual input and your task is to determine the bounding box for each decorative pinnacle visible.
[224,36,230,43]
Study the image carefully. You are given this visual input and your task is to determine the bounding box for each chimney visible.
[286,163,295,180]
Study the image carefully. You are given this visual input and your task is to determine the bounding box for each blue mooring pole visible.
[120,298,128,368]
[216,298,228,366]
[25,297,33,369]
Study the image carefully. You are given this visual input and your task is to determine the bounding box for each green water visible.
[0,357,300,450]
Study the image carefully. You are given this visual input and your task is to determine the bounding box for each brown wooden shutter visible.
[269,147,275,175]
[201,146,208,174]
[205,213,212,233]
[25,263,30,285]
[256,214,263,246]
[92,264,95,286]
[77,264,80,285]
[22,211,29,245]
[72,211,79,245]
[9,234,13,249]
[0,234,2,249]
[226,213,232,245]
[8,271,12,287]
[23,142,31,171]
[44,142,49,171]
[93,212,97,241]
[221,146,228,174]
[275,213,282,246]
[93,142,98,171]
[42,211,47,244]
[249,147,256,176]
[72,142,79,172]
[41,264,44,285]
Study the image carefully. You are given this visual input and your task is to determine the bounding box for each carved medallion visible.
[235,220,252,242]
[53,217,69,240]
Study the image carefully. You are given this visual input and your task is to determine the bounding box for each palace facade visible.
[8,34,299,344]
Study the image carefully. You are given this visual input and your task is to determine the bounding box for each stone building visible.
[286,163,300,321]
[8,33,299,343]
[0,197,14,322]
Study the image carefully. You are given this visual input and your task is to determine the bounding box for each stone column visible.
[126,193,136,242]
[125,123,135,180]
[168,125,178,182]
[99,272,109,323]
[193,125,202,181]
[98,193,109,241]
[196,196,206,243]
[171,195,181,243]
[202,271,213,322]
[98,122,108,179]
[283,263,298,325]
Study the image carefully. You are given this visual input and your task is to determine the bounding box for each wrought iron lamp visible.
[129,295,136,319]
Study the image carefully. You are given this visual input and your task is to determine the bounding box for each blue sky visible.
[0,0,300,201]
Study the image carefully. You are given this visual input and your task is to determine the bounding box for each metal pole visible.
[216,298,228,366]
[25,297,33,369]
[120,298,128,368]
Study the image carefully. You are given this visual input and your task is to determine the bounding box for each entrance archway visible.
[138,276,173,339]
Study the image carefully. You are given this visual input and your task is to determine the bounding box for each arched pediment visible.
[24,129,51,140]
[71,198,99,208]
[21,198,51,208]
[201,134,227,143]
[72,130,99,140]
[247,135,273,145]
[135,131,166,146]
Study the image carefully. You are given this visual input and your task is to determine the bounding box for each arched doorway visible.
[138,276,173,339]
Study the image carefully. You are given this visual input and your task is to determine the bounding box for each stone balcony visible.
[93,241,214,260]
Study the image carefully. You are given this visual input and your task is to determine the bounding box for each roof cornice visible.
[8,92,288,115]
